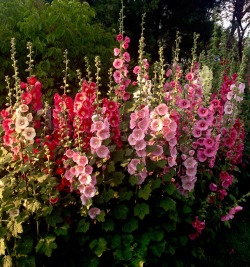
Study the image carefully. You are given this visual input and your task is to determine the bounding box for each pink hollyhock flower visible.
[72,153,80,163]
[106,100,118,112]
[133,66,140,74]
[196,120,209,131]
[132,129,145,141]
[90,137,102,149]
[122,42,129,49]
[77,156,88,166]
[137,110,146,119]
[83,165,92,175]
[170,146,177,157]
[192,217,205,234]
[116,34,123,41]
[135,139,146,151]
[189,232,199,240]
[64,169,74,181]
[204,147,217,157]
[122,92,131,101]
[168,157,177,167]
[169,137,177,147]
[166,69,172,77]
[197,150,207,162]
[65,149,75,158]
[182,178,195,191]
[96,129,110,140]
[203,137,215,148]
[197,106,208,118]
[217,189,228,200]
[70,166,79,176]
[227,91,234,100]
[129,158,140,171]
[76,165,85,174]
[221,175,233,189]
[123,52,130,62]
[20,82,27,89]
[183,157,197,169]
[169,120,177,131]
[92,121,105,132]
[96,145,109,158]
[179,99,190,109]
[113,58,123,69]
[150,119,163,131]
[208,157,215,168]
[209,183,217,191]
[114,48,120,56]
[136,149,147,157]
[128,134,137,145]
[186,167,197,176]
[162,117,171,126]
[155,103,168,116]
[186,72,194,81]
[21,92,32,105]
[79,174,92,185]
[83,185,96,198]
[113,70,123,83]
[224,103,233,114]
[189,150,195,156]
[138,118,149,131]
[19,104,29,113]
[165,131,176,141]
[88,207,101,219]
[224,137,235,147]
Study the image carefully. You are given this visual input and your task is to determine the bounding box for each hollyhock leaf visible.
[138,184,152,200]
[151,179,162,190]
[37,174,50,183]
[129,175,139,186]
[0,227,7,238]
[165,183,176,195]
[122,246,133,261]
[150,230,164,242]
[160,198,176,212]
[113,150,124,162]
[150,241,166,257]
[113,204,129,220]
[54,225,69,236]
[96,210,105,222]
[163,221,176,232]
[35,236,57,257]
[16,256,36,267]
[156,160,168,169]
[122,234,134,245]
[26,199,41,213]
[169,210,179,222]
[76,219,90,233]
[45,209,63,227]
[107,161,115,173]
[122,218,138,233]
[7,221,23,238]
[136,163,145,171]
[102,188,115,202]
[110,172,125,187]
[110,235,121,249]
[16,236,33,254]
[183,205,192,214]
[89,237,107,257]
[102,220,115,232]
[119,189,133,201]
[180,235,188,246]
[125,148,133,156]
[134,203,150,220]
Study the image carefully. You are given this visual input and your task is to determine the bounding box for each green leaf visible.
[110,172,125,187]
[134,203,150,220]
[165,183,176,195]
[26,199,41,213]
[16,256,36,267]
[156,160,168,169]
[45,209,63,227]
[151,178,162,190]
[122,218,138,233]
[76,219,90,233]
[96,210,105,222]
[136,163,145,171]
[16,236,33,254]
[111,235,121,249]
[35,236,57,257]
[107,161,115,173]
[160,198,176,212]
[113,204,129,220]
[119,189,133,201]
[138,184,151,200]
[183,205,192,214]
[150,230,164,242]
[0,227,7,238]
[54,225,69,236]
[150,241,166,257]
[102,188,115,202]
[89,237,107,257]
[113,150,124,162]
[102,219,115,232]
[129,175,139,186]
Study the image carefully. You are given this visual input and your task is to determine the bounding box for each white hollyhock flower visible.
[15,116,29,129]
[22,127,36,140]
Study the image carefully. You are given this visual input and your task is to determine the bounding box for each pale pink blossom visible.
[183,157,197,169]
[138,119,149,131]
[168,157,177,167]
[19,104,29,113]
[22,127,36,140]
[114,48,120,56]
[123,52,130,62]
[79,174,92,185]
[15,116,29,129]
[65,149,75,158]
[84,165,93,175]
[224,104,233,114]
[135,139,147,151]
[133,66,140,74]
[83,185,96,198]
[128,134,137,145]
[70,166,79,176]
[90,137,102,149]
[150,119,163,131]
[169,137,177,147]
[96,145,109,158]
[96,129,110,140]
[151,145,163,156]
[88,207,101,219]
[64,169,74,181]
[113,58,123,69]
[155,103,168,116]
[136,149,147,157]
[77,156,88,166]
[132,129,145,141]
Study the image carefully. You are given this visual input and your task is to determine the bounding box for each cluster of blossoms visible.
[1,77,43,158]
[189,216,206,240]
[113,34,131,100]
[221,205,243,222]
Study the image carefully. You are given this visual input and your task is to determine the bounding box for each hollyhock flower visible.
[209,183,217,191]
[166,69,172,77]
[132,129,145,141]
[114,48,120,56]
[21,92,32,105]
[189,232,199,240]
[19,104,29,113]
[20,82,27,89]
[135,139,147,151]
[79,174,92,185]
[116,34,123,41]
[183,157,197,169]
[122,42,129,49]
[224,103,233,114]
[123,92,131,101]
[197,106,208,118]
[227,91,234,100]
[197,150,207,162]
[204,147,217,157]
[83,185,96,198]
[186,167,197,176]
[155,103,168,116]
[186,72,194,81]
[169,138,177,147]
[92,121,105,132]
[109,115,120,127]
[182,178,196,191]
[191,217,205,234]
[129,159,140,171]
[113,58,123,69]
[123,52,130,62]
[224,137,235,147]
[150,119,163,131]
[8,209,20,218]
[96,129,110,140]
[221,175,233,189]
[113,70,123,83]
[84,165,93,175]
[179,99,190,109]
[96,145,109,158]
[64,169,74,181]
[203,137,215,148]
[165,131,176,141]
[168,157,177,167]
[88,207,101,219]
[136,149,147,157]
[65,149,75,158]
[76,165,85,174]
[151,145,163,156]
[196,120,209,131]
[78,106,91,119]
[133,66,140,74]
[22,127,36,140]
[169,120,177,131]
[138,118,149,131]
[15,116,29,129]
[217,189,227,200]
[90,137,102,149]
[77,156,88,167]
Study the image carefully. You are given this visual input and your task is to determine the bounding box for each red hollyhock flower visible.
[27,76,38,85]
